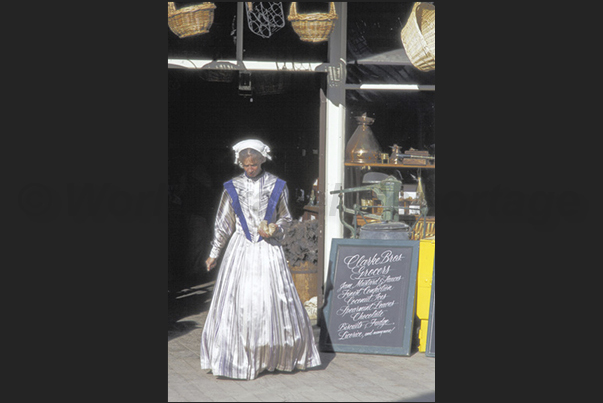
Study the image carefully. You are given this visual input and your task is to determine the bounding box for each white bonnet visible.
[232,139,272,165]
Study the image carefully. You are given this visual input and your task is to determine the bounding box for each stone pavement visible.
[168,281,435,402]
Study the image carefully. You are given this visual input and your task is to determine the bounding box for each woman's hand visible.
[205,257,217,272]
[258,227,270,238]
[259,220,277,238]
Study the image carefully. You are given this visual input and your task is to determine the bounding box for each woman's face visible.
[242,156,262,178]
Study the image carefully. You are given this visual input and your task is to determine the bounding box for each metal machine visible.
[330,175,406,239]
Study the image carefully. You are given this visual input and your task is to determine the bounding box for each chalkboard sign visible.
[425,260,435,358]
[319,238,420,356]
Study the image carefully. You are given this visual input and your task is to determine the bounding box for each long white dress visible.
[200,171,321,380]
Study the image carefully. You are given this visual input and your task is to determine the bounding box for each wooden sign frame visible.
[425,259,435,357]
[319,238,420,356]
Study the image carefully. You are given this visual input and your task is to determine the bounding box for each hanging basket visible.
[199,70,237,83]
[287,2,338,43]
[253,72,289,96]
[400,2,435,72]
[245,2,286,39]
[168,2,216,38]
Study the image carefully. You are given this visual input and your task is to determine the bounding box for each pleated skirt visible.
[200,231,322,380]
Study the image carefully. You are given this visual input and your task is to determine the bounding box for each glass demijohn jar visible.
[345,113,382,163]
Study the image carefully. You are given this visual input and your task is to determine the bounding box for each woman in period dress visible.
[200,139,321,380]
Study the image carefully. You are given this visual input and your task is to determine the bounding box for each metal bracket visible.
[327,59,346,88]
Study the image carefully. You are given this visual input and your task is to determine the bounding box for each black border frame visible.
[319,238,420,356]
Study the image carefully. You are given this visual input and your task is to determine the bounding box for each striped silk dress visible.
[200,170,321,380]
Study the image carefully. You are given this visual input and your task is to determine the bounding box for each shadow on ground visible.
[168,271,216,342]
[393,391,435,402]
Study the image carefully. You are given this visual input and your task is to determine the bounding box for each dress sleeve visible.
[209,189,236,258]
[272,184,293,241]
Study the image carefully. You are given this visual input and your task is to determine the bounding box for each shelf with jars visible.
[343,112,435,238]
[345,162,435,169]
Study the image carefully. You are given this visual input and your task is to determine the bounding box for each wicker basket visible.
[287,2,338,43]
[168,2,216,38]
[400,2,435,72]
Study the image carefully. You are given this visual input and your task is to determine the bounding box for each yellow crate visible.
[416,236,435,352]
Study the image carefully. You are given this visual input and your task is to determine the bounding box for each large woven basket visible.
[168,2,216,38]
[287,2,338,43]
[400,2,435,71]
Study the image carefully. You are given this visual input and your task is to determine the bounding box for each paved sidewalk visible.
[168,281,435,402]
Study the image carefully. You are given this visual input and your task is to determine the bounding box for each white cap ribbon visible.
[232,139,272,165]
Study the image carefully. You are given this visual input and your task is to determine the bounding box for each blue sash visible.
[224,178,286,242]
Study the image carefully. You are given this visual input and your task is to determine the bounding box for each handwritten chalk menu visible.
[319,238,419,356]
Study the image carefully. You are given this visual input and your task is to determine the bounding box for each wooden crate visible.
[411,217,435,240]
